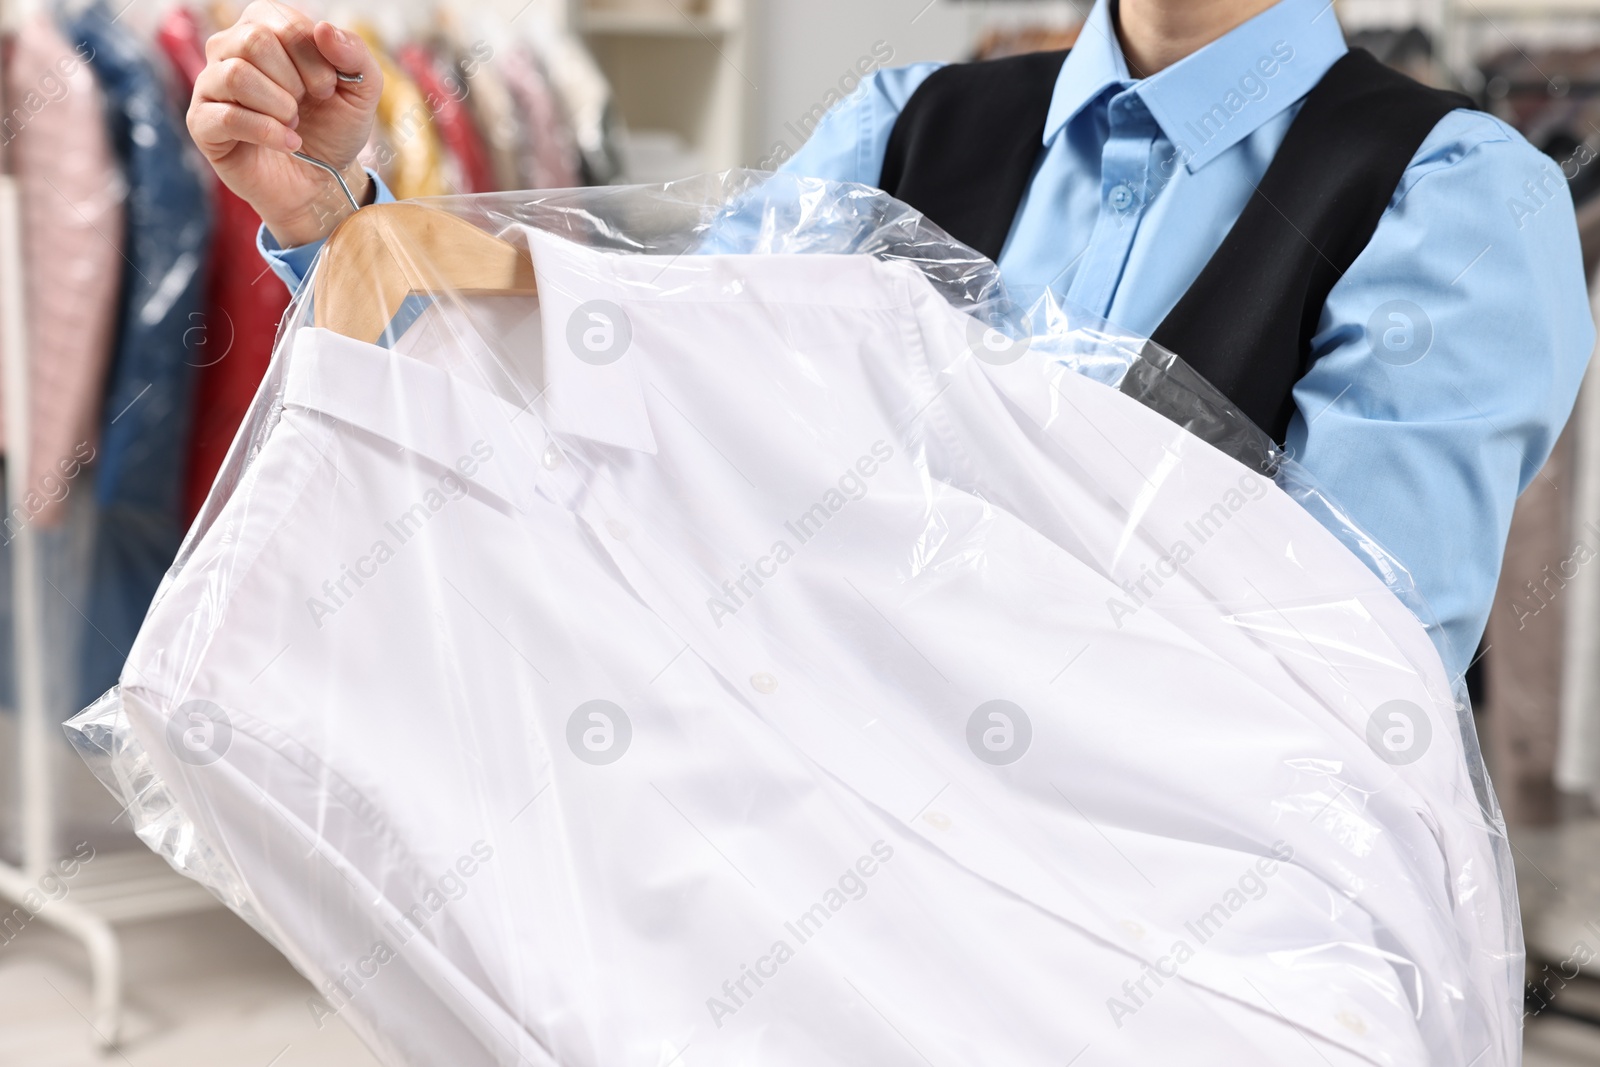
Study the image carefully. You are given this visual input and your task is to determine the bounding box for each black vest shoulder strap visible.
[879,48,1069,262]
[879,48,1475,443]
[1151,50,1473,439]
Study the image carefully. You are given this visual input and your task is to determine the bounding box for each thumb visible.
[312,22,381,104]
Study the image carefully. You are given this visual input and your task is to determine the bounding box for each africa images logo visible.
[1365,699,1432,765]
[966,700,1032,765]
[1366,299,1433,367]
[166,699,233,766]
[567,700,632,765]
[567,301,632,366]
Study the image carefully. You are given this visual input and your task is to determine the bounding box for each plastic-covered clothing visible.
[786,0,1595,686]
[67,173,1519,1067]
[499,42,580,190]
[357,25,450,199]
[67,2,210,705]
[157,5,293,523]
[1,14,120,527]
[529,23,621,185]
[453,36,523,192]
[396,41,495,195]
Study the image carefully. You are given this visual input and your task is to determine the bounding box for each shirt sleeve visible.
[777,62,945,185]
[1288,109,1596,680]
[690,63,945,257]
[255,168,396,295]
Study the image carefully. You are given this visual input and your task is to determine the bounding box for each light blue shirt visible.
[257,166,396,280]
[260,0,1594,681]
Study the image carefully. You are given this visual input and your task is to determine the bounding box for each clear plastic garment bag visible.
[68,171,1518,1067]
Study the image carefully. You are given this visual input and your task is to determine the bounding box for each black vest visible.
[879,48,1474,443]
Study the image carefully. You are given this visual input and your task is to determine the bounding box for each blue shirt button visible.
[1108,183,1136,211]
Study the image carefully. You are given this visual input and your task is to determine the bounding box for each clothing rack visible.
[1439,0,1600,94]
[1492,79,1600,94]
[0,0,217,1048]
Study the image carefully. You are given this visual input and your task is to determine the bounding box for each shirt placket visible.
[557,448,1377,1032]
[1065,89,1162,318]
[518,385,1231,999]
[495,348,1398,1060]
[578,469,948,808]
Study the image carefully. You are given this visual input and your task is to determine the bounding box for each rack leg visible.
[0,860,123,1046]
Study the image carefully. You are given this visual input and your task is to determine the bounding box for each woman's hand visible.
[187,2,383,247]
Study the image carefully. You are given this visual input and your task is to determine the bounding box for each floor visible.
[1524,960,1600,1065]
[0,893,1597,1066]
[1529,1016,1600,1067]
[0,908,379,1067]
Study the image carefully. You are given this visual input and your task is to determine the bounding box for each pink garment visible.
[500,43,580,190]
[2,15,123,525]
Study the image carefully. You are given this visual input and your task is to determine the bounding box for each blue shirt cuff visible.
[256,169,396,295]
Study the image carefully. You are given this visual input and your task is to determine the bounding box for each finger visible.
[312,22,382,104]
[188,100,302,156]
[207,19,307,101]
[274,10,341,101]
[194,57,300,127]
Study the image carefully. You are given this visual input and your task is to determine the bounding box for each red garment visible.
[158,7,290,522]
[397,42,497,194]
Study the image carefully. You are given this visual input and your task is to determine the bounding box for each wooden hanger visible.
[312,203,537,343]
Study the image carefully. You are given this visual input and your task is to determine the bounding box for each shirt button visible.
[605,519,630,541]
[923,811,952,830]
[1108,183,1135,211]
[1336,1011,1366,1035]
[750,672,778,694]
[541,444,564,470]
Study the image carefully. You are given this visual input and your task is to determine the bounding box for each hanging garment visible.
[499,43,580,190]
[528,24,622,184]
[1478,45,1600,143]
[1485,425,1572,826]
[971,23,1081,62]
[396,41,495,195]
[1344,26,1451,89]
[67,2,210,705]
[357,26,450,199]
[86,222,1515,1066]
[1,14,121,526]
[1559,274,1600,800]
[451,36,523,192]
[157,5,292,523]
[0,14,119,773]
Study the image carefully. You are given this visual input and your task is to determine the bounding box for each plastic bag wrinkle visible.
[64,170,1518,1067]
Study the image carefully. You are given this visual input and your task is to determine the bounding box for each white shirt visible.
[114,230,1516,1066]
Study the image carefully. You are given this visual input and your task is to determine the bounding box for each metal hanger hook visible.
[289,69,367,214]
[291,152,362,214]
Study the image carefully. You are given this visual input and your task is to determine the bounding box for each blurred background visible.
[5,0,1600,1062]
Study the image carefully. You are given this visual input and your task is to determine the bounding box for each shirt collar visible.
[1043,0,1348,172]
[526,228,661,455]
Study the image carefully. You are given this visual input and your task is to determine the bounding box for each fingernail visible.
[334,27,349,46]
[288,114,300,130]
[286,130,302,151]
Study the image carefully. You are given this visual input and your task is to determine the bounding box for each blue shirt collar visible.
[1043,0,1349,172]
